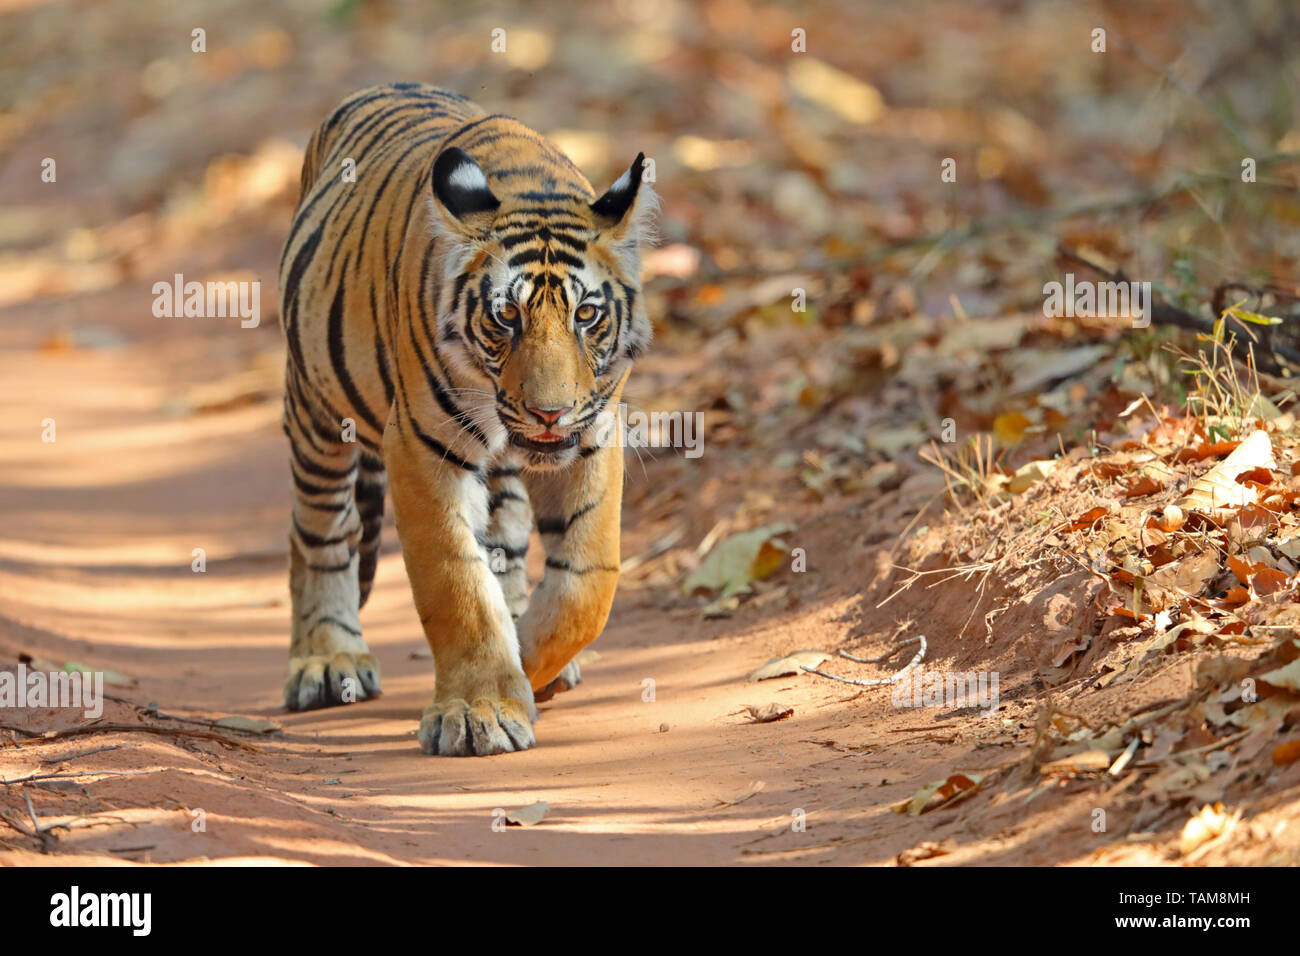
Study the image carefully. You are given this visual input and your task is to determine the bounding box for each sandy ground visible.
[4,330,1296,866]
[0,334,1076,866]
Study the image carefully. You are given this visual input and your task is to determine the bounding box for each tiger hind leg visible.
[356,451,387,609]
[283,398,382,710]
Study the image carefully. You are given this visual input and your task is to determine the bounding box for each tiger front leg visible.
[519,442,624,698]
[282,422,382,711]
[383,415,535,756]
[484,464,533,621]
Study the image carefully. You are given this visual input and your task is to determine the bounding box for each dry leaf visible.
[683,523,794,598]
[897,840,954,866]
[1058,506,1109,532]
[1272,740,1300,766]
[743,703,794,723]
[60,661,134,687]
[1179,802,1236,856]
[748,650,831,681]
[894,772,983,816]
[1039,748,1112,775]
[1253,567,1291,595]
[1258,658,1300,694]
[1122,475,1164,498]
[1176,430,1276,511]
[1155,504,1185,532]
[505,801,549,827]
[716,780,765,807]
[1008,459,1059,494]
[993,412,1032,446]
[214,715,282,734]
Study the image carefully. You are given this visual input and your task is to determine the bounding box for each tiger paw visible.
[533,658,582,703]
[283,652,381,711]
[417,696,534,756]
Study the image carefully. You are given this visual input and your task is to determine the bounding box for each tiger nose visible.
[527,405,572,425]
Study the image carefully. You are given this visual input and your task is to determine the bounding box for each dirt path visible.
[4,327,1300,866]
[0,334,1028,866]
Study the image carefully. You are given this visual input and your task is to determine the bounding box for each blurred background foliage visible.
[0,0,1298,473]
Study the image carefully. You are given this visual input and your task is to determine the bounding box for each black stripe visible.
[405,294,490,448]
[282,226,323,372]
[544,558,619,574]
[307,559,354,573]
[496,207,592,222]
[489,489,526,511]
[310,615,363,637]
[513,190,586,203]
[499,227,588,253]
[507,246,585,270]
[536,498,600,536]
[293,517,355,549]
[291,443,356,481]
[292,473,351,497]
[483,542,528,560]
[406,406,480,472]
[327,261,384,434]
[301,499,351,513]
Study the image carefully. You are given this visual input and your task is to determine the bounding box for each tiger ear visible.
[591,153,657,243]
[431,147,499,233]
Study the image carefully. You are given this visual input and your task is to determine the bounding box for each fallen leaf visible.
[1227,554,1256,586]
[743,703,794,723]
[1179,802,1236,856]
[683,523,794,598]
[993,412,1032,446]
[1272,740,1300,766]
[1008,459,1059,494]
[1057,506,1109,533]
[1253,567,1291,596]
[716,780,765,807]
[1039,749,1112,775]
[1122,475,1164,498]
[748,649,831,681]
[1258,658,1300,694]
[1167,548,1219,594]
[894,772,983,816]
[701,594,740,618]
[505,801,549,826]
[1277,536,1300,561]
[1145,761,1213,799]
[1176,430,1276,511]
[897,840,954,866]
[214,715,282,734]
[60,661,133,687]
[1155,504,1186,532]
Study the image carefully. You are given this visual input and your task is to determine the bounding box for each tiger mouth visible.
[509,432,580,454]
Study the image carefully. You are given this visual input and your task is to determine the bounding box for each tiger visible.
[277,83,655,756]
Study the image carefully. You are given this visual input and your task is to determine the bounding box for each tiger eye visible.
[576,303,598,322]
[497,302,520,322]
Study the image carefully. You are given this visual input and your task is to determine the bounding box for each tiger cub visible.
[277,84,654,755]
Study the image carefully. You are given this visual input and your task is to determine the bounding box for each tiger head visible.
[429,137,656,469]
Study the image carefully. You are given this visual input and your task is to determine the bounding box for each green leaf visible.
[1227,305,1282,326]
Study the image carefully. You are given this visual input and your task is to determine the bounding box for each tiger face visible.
[430,146,654,469]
